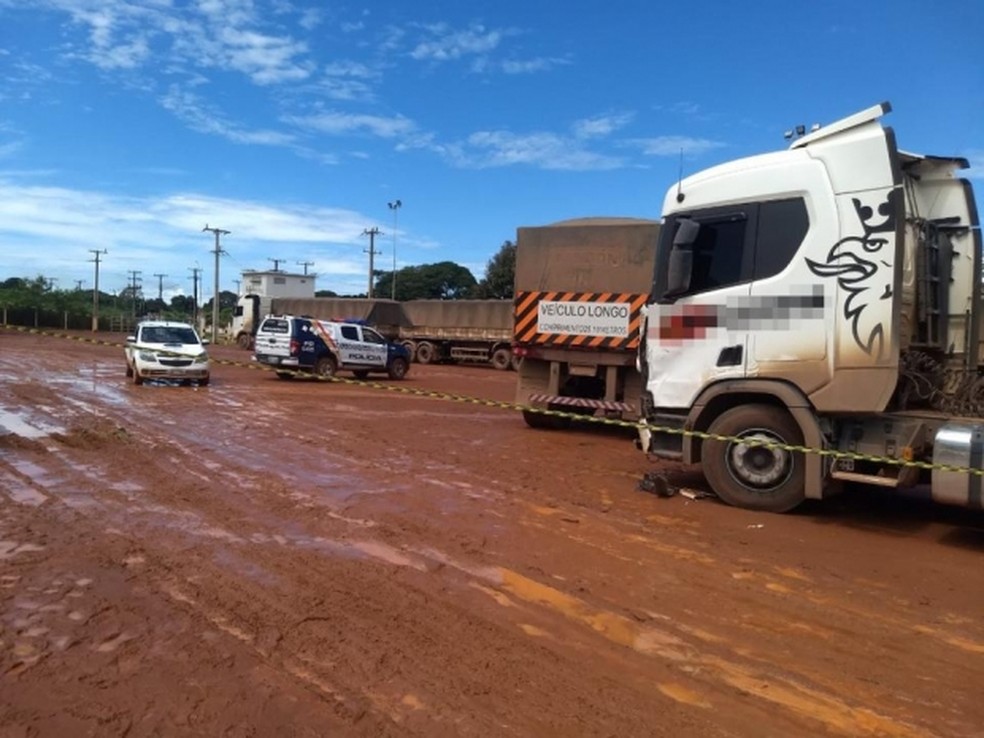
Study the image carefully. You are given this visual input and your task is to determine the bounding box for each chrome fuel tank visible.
[932,422,984,509]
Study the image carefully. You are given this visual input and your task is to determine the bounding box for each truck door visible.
[644,208,752,409]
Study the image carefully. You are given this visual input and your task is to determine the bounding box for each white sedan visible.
[125,320,211,386]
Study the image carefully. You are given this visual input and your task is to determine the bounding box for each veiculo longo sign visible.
[536,300,630,337]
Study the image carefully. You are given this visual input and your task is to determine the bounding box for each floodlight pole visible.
[203,224,230,343]
[388,199,402,300]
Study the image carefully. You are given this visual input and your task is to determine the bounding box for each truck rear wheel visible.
[415,342,435,365]
[491,347,512,371]
[314,355,337,380]
[702,404,806,513]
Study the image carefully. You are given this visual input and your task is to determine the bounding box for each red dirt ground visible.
[1,328,983,737]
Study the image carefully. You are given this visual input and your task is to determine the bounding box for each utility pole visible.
[127,270,142,320]
[268,258,283,272]
[45,277,58,291]
[362,227,382,298]
[89,249,107,332]
[75,279,84,291]
[189,266,202,326]
[153,272,168,303]
[203,224,230,344]
[388,199,402,300]
[297,260,314,275]
[233,278,242,295]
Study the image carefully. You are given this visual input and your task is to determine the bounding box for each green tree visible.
[473,240,515,299]
[375,261,477,300]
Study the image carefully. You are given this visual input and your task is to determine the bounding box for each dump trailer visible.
[514,218,659,428]
[400,299,516,369]
[637,102,983,512]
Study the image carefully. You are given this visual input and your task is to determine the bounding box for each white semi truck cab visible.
[637,102,982,512]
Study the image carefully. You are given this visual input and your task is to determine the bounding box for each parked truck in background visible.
[637,102,982,512]
[513,218,659,428]
[233,295,517,370]
[400,300,515,369]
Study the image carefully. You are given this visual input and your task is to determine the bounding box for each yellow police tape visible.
[4,324,984,478]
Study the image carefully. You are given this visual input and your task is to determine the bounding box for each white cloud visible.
[447,130,623,171]
[410,23,505,62]
[285,111,416,139]
[0,178,380,294]
[501,56,570,74]
[217,27,314,85]
[572,113,633,140]
[627,135,725,157]
[160,85,296,146]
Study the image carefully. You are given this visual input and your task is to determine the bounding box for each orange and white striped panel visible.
[514,291,649,351]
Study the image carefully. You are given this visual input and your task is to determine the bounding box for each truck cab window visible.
[341,326,359,340]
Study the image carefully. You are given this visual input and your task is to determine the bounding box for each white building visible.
[240,269,316,298]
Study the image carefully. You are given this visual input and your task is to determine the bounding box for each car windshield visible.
[141,326,199,344]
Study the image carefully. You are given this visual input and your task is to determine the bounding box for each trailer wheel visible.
[387,357,409,380]
[236,333,252,350]
[510,355,522,371]
[401,341,417,362]
[702,404,806,513]
[491,347,512,371]
[415,342,435,365]
[314,355,337,380]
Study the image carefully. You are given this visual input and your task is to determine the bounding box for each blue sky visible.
[1,0,981,301]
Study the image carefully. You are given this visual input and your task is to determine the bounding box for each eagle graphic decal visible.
[805,190,899,360]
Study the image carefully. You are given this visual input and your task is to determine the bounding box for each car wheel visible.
[491,347,512,371]
[199,375,210,387]
[132,369,144,386]
[387,357,409,380]
[415,342,435,364]
[125,363,133,378]
[314,355,337,380]
[702,404,806,513]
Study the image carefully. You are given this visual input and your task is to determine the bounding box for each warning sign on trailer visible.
[536,300,631,338]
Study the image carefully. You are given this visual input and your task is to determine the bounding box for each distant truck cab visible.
[253,315,411,381]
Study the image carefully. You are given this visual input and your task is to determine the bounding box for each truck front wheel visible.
[702,404,806,513]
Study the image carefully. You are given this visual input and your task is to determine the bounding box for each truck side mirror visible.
[665,248,693,297]
[663,218,699,298]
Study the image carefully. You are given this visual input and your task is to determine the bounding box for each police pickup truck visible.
[253,315,411,381]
